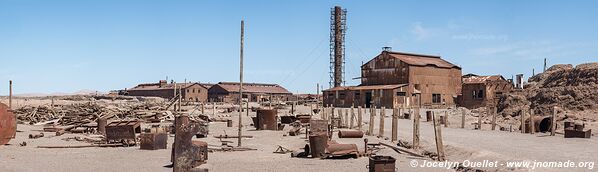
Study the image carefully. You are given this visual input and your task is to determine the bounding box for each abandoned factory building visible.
[459,74,513,109]
[324,50,462,108]
[125,80,209,102]
[208,82,292,103]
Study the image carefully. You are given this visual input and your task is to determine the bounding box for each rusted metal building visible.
[323,50,462,108]
[125,80,209,102]
[459,74,513,109]
[208,82,292,103]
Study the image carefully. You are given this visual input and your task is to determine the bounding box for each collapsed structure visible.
[459,74,513,109]
[324,50,462,108]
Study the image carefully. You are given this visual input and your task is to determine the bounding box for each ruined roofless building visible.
[125,80,209,102]
[208,82,292,103]
[459,74,513,109]
[323,50,462,108]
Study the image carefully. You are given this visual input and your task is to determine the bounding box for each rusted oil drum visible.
[338,130,364,138]
[524,116,554,133]
[226,119,233,127]
[309,133,328,158]
[0,103,16,145]
[256,109,277,130]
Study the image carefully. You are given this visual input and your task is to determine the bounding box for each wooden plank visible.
[432,111,446,161]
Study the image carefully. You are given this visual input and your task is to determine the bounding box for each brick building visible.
[208,82,292,103]
[324,50,462,108]
[125,80,209,102]
[459,74,513,109]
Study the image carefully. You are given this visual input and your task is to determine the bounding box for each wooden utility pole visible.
[316,83,320,115]
[391,107,398,142]
[432,111,446,161]
[378,106,385,138]
[413,94,421,150]
[238,20,244,147]
[477,109,482,130]
[551,106,557,136]
[444,110,449,127]
[461,108,465,128]
[212,102,216,117]
[173,82,177,111]
[357,106,362,129]
[520,108,526,133]
[530,108,535,134]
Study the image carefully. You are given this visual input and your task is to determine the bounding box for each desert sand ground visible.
[1,98,597,172]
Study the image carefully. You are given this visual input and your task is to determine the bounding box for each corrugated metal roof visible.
[462,75,504,84]
[387,51,460,69]
[323,84,408,91]
[214,82,291,94]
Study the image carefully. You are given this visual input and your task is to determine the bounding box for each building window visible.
[396,92,406,96]
[354,92,360,99]
[339,92,346,99]
[432,94,441,104]
[475,90,484,99]
[192,89,195,93]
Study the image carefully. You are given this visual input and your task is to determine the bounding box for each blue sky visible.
[1,0,596,95]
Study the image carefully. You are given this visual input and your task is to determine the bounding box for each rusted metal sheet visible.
[565,129,591,138]
[280,115,296,124]
[326,143,358,157]
[0,103,16,145]
[105,120,141,143]
[173,115,207,172]
[140,133,167,150]
[309,133,328,158]
[97,117,107,135]
[296,114,311,123]
[255,109,277,130]
[338,130,364,138]
[368,156,396,172]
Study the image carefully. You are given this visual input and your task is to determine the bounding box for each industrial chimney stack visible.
[329,6,347,88]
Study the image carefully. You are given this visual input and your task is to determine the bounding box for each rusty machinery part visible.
[309,119,329,135]
[368,156,397,172]
[105,120,142,144]
[255,109,278,130]
[296,114,311,123]
[523,116,555,133]
[173,115,208,172]
[338,130,364,138]
[0,103,16,145]
[326,143,359,157]
[308,133,328,158]
[140,133,168,150]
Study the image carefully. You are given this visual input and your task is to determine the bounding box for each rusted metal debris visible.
[309,133,328,158]
[29,133,44,139]
[37,143,124,149]
[564,121,591,138]
[255,109,277,130]
[105,120,142,145]
[172,115,208,172]
[368,156,396,172]
[0,103,16,145]
[338,130,364,138]
[140,133,168,150]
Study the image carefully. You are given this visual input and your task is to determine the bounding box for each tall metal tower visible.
[329,6,347,88]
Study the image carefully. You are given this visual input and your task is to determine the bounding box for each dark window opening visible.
[432,94,441,104]
[475,90,484,99]
[396,92,406,96]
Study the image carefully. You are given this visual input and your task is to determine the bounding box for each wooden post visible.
[530,108,535,134]
[212,102,216,117]
[344,109,349,128]
[432,111,446,161]
[201,103,204,114]
[246,101,249,116]
[350,106,355,129]
[238,20,244,147]
[477,108,482,130]
[338,108,343,128]
[520,108,526,133]
[413,95,420,150]
[551,106,556,136]
[461,108,465,129]
[378,106,385,138]
[357,106,362,130]
[368,106,375,136]
[391,107,398,142]
[491,107,496,130]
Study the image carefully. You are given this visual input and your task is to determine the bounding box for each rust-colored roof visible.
[215,82,291,94]
[323,84,408,92]
[387,51,460,69]
[462,75,505,84]
[129,82,206,91]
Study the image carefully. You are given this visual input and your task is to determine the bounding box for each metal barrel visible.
[326,143,358,156]
[525,116,554,133]
[338,130,364,138]
[256,109,277,130]
[309,133,328,158]
[0,103,16,145]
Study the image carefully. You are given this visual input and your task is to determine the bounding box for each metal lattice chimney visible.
[329,6,346,88]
